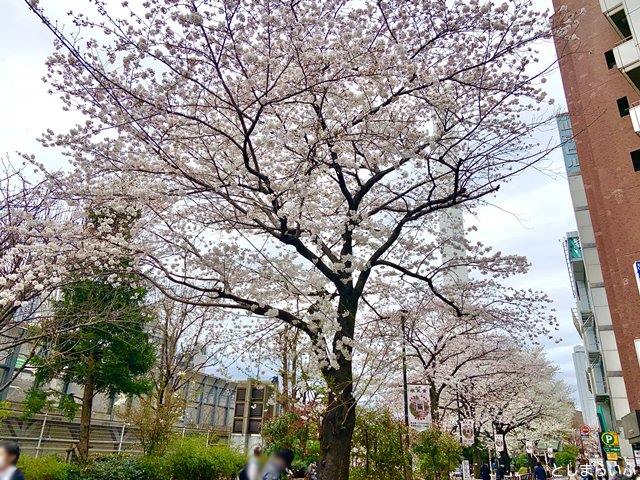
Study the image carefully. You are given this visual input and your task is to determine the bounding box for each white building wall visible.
[557,114,633,457]
[572,346,599,428]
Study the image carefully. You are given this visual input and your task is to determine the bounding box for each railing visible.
[629,100,640,133]
[613,36,639,71]
[0,406,231,457]
[599,0,623,14]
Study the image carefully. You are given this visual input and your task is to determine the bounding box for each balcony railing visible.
[587,363,608,396]
[600,0,623,14]
[630,100,640,133]
[613,37,640,71]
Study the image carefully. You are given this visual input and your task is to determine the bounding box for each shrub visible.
[555,444,579,468]
[135,455,171,480]
[65,455,167,480]
[413,428,462,480]
[124,392,185,456]
[18,455,70,480]
[164,436,245,480]
[350,408,411,480]
[261,411,321,472]
[18,440,243,480]
[512,453,530,471]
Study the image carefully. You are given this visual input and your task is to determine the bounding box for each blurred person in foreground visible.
[0,442,24,480]
[239,446,265,480]
[261,449,294,480]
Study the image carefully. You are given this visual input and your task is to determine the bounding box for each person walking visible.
[534,462,547,480]
[568,464,579,480]
[239,446,265,480]
[260,449,294,480]
[481,463,492,480]
[0,442,24,480]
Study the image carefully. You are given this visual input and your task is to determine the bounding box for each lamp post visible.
[400,311,412,480]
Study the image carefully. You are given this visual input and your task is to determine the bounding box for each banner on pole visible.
[461,419,475,446]
[495,433,505,452]
[407,384,431,431]
[462,460,471,480]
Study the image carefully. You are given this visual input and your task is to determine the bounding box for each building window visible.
[617,96,630,117]
[610,9,632,39]
[605,49,616,70]
[236,387,246,401]
[232,419,243,433]
[249,402,264,418]
[248,419,262,434]
[631,149,640,171]
[251,387,264,401]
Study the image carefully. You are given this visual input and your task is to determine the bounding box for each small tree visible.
[26,278,156,461]
[261,411,321,473]
[126,293,224,455]
[125,390,185,456]
[351,408,411,480]
[413,428,463,480]
[555,445,579,468]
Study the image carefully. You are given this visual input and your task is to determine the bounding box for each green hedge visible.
[18,438,245,480]
[19,456,70,480]
[163,437,245,480]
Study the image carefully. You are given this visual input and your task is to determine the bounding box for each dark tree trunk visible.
[317,371,356,480]
[316,290,358,480]
[77,372,95,462]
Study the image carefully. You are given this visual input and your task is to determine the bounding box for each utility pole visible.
[402,313,409,430]
[401,312,413,480]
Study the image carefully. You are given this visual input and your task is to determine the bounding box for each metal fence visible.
[0,409,231,457]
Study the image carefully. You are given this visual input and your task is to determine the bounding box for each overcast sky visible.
[0,1,583,404]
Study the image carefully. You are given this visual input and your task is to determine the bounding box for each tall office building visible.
[553,0,640,452]
[572,345,599,428]
[558,115,632,456]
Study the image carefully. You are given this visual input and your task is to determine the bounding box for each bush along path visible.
[18,437,245,480]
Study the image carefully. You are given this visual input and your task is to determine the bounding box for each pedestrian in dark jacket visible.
[481,464,492,480]
[534,462,547,480]
[0,442,24,480]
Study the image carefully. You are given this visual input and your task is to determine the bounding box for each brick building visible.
[553,0,640,453]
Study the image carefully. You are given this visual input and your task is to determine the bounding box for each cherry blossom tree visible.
[0,162,124,355]
[456,347,574,469]
[1,161,59,334]
[23,0,569,477]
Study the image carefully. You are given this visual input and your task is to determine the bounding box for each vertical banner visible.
[407,384,431,431]
[634,261,640,295]
[461,419,475,446]
[462,460,471,480]
[495,433,505,452]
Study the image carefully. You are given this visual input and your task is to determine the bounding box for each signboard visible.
[462,460,471,480]
[634,261,640,295]
[547,447,555,458]
[601,431,621,454]
[461,420,475,447]
[14,354,27,370]
[526,440,535,454]
[495,433,505,452]
[580,425,592,437]
[407,384,431,431]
